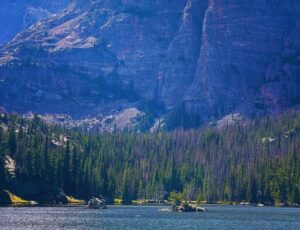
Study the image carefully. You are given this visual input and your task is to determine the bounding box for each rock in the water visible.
[30,200,38,205]
[172,201,207,212]
[87,197,107,209]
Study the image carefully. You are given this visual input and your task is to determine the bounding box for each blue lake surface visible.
[0,205,299,230]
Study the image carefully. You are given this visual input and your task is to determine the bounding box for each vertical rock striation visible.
[157,0,208,109]
[0,0,299,128]
[185,0,300,121]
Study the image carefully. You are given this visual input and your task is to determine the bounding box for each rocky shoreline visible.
[1,188,299,209]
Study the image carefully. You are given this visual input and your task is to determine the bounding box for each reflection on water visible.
[0,205,299,230]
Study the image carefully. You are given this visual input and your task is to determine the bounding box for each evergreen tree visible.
[8,126,17,158]
[0,111,299,204]
[63,141,71,195]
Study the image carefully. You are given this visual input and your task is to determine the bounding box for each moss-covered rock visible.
[10,178,69,204]
[5,190,31,204]
[0,190,31,205]
[66,196,85,205]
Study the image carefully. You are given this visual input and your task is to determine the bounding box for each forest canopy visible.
[0,111,299,205]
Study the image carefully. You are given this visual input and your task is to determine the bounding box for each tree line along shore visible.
[0,111,300,207]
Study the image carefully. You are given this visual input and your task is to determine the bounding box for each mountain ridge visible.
[0,0,299,130]
[0,0,70,45]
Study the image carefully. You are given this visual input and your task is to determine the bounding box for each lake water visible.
[0,205,299,230]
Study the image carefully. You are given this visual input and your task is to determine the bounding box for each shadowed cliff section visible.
[184,0,300,123]
[0,0,299,129]
[0,0,198,119]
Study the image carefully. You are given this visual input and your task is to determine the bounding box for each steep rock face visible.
[0,0,299,128]
[157,0,208,109]
[261,23,300,112]
[0,0,203,118]
[0,0,69,45]
[185,0,300,121]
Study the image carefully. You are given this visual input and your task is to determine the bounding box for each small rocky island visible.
[172,201,207,212]
[87,197,107,209]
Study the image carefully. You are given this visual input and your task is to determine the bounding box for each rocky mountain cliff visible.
[0,0,70,45]
[0,0,299,130]
[185,0,300,121]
